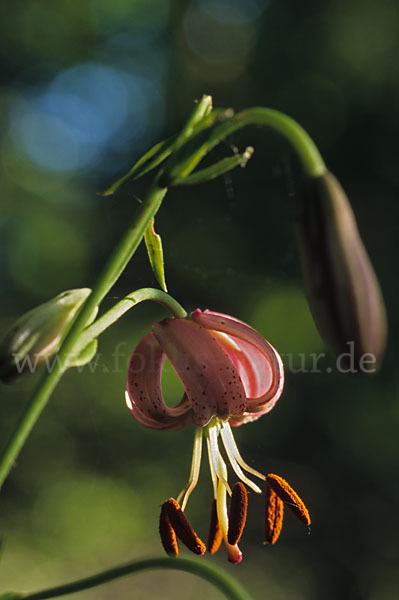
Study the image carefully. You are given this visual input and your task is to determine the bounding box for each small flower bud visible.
[295,171,387,373]
[0,288,91,383]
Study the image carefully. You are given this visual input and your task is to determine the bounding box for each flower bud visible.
[0,288,91,383]
[295,171,387,373]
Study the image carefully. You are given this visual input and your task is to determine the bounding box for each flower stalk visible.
[0,95,214,490]
[0,182,167,490]
[7,556,253,600]
[77,288,187,354]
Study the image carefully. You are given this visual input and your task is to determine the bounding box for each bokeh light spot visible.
[46,63,129,144]
[8,62,155,173]
[10,103,81,172]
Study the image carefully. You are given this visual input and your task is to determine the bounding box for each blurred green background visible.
[0,1,398,599]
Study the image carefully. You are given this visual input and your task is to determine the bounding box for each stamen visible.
[220,425,262,494]
[220,422,266,481]
[208,499,223,554]
[217,474,242,564]
[165,498,206,555]
[177,427,203,511]
[206,435,219,499]
[227,482,248,545]
[208,424,231,495]
[159,501,179,557]
[205,423,242,563]
[264,486,284,545]
[267,474,311,526]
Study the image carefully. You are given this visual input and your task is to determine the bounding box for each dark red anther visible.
[227,482,248,545]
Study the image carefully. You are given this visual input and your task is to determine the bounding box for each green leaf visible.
[144,220,168,292]
[171,107,325,178]
[171,94,213,152]
[100,136,176,196]
[101,97,225,196]
[100,96,214,196]
[162,108,234,182]
[171,146,253,186]
[0,593,23,600]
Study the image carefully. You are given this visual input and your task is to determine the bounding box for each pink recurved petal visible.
[152,318,247,427]
[213,334,272,399]
[190,310,284,416]
[126,332,192,431]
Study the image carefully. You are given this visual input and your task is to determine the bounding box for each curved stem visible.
[19,557,253,600]
[77,288,187,352]
[0,183,167,490]
[171,107,326,180]
[233,108,326,177]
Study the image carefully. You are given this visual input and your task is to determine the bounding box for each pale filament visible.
[207,423,232,496]
[216,458,230,540]
[220,424,262,494]
[206,435,218,499]
[215,449,241,562]
[177,426,203,511]
[220,421,266,481]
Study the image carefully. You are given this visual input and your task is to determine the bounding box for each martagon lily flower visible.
[125,309,310,563]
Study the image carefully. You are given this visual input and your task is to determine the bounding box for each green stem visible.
[170,107,326,180]
[19,557,253,600]
[0,96,215,490]
[76,288,187,352]
[0,183,167,490]
[234,108,326,176]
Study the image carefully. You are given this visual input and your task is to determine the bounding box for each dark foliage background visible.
[1,1,398,599]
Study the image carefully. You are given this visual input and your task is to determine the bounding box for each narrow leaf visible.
[145,220,168,292]
[172,94,213,152]
[100,136,176,196]
[101,96,214,196]
[171,147,253,186]
[164,108,234,182]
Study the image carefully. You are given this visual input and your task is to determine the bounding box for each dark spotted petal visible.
[152,318,247,426]
[125,332,192,431]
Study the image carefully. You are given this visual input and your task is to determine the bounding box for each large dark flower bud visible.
[295,171,387,373]
[0,288,91,383]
